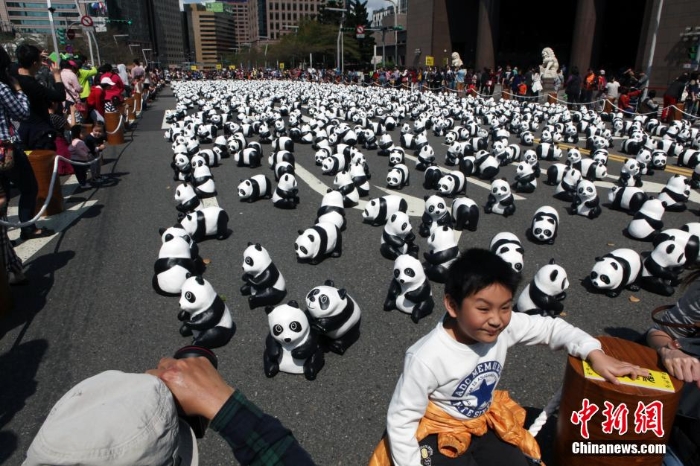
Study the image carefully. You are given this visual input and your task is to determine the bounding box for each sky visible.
[365,0,389,15]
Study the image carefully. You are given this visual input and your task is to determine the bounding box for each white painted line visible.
[161,113,171,130]
[600,173,700,203]
[202,197,220,208]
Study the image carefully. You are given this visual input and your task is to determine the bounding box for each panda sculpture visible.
[159,224,200,262]
[305,280,361,355]
[474,150,500,180]
[640,239,686,296]
[536,142,563,161]
[294,222,342,265]
[174,183,201,213]
[241,243,287,310]
[316,190,346,231]
[571,180,602,219]
[424,166,444,190]
[652,150,667,172]
[333,171,360,207]
[171,153,192,182]
[362,195,408,226]
[618,159,643,188]
[608,186,648,214]
[178,206,230,242]
[190,156,217,199]
[452,197,480,232]
[656,175,690,212]
[484,179,516,217]
[521,149,541,178]
[514,259,569,317]
[422,225,459,283]
[272,173,300,209]
[234,147,262,168]
[322,153,347,176]
[636,149,653,176]
[528,206,559,245]
[655,228,700,267]
[263,301,324,380]
[268,150,295,173]
[237,174,272,203]
[177,275,235,349]
[384,254,434,323]
[387,163,410,190]
[545,164,569,186]
[349,162,370,197]
[553,167,582,202]
[152,235,198,297]
[419,195,452,238]
[588,248,642,297]
[512,162,537,193]
[490,232,524,273]
[416,145,436,171]
[437,171,467,198]
[626,199,665,241]
[381,211,419,260]
[196,149,221,168]
[692,164,700,189]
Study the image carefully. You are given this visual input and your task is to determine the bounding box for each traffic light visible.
[690,43,698,61]
[57,28,66,45]
[392,25,404,31]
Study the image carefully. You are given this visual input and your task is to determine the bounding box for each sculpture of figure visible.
[540,47,559,79]
[451,52,463,68]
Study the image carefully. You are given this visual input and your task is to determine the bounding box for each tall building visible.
[0,0,86,34]
[225,0,260,46]
[187,3,236,65]
[266,0,325,41]
[149,0,185,67]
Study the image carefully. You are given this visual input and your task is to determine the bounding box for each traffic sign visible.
[67,29,75,40]
[356,25,365,39]
[80,15,93,27]
[425,56,434,66]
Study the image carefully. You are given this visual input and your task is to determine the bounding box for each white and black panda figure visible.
[383,254,434,323]
[521,149,541,178]
[416,145,436,171]
[484,179,516,217]
[528,206,559,245]
[190,156,217,199]
[474,150,500,180]
[692,164,700,190]
[234,147,262,168]
[177,275,235,349]
[512,162,537,193]
[562,123,579,144]
[362,195,408,226]
[592,148,609,166]
[294,222,342,265]
[554,166,582,202]
[274,161,295,182]
[272,173,300,209]
[377,133,394,156]
[579,159,608,181]
[263,301,324,380]
[536,142,563,161]
[152,235,199,297]
[316,189,346,231]
[458,155,477,177]
[636,149,653,176]
[159,225,201,267]
[388,148,405,167]
[237,174,272,203]
[626,198,665,241]
[349,162,370,197]
[545,163,568,186]
[607,186,648,214]
[520,131,535,146]
[655,228,700,267]
[571,180,602,219]
[452,197,480,232]
[489,232,524,273]
[241,243,287,310]
[437,171,467,198]
[174,183,201,213]
[656,175,691,212]
[514,259,569,317]
[381,211,419,260]
[678,149,700,169]
[171,153,192,182]
[268,150,295,174]
[640,239,687,296]
[588,248,642,298]
[322,153,347,176]
[178,206,230,242]
[305,280,362,355]
[387,163,410,190]
[652,150,667,172]
[419,195,453,237]
[333,171,360,207]
[422,225,459,283]
[423,166,444,190]
[271,136,294,153]
[196,149,222,168]
[618,159,643,188]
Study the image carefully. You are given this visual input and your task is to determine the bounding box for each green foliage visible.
[346,0,375,66]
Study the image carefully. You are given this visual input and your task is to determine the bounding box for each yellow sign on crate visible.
[229,65,236,70]
[425,56,434,66]
[216,64,222,70]
[190,65,197,71]
[279,63,285,70]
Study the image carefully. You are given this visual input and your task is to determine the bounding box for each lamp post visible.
[385,0,398,66]
[142,48,152,68]
[325,5,347,74]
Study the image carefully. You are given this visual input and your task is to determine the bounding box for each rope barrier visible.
[0,153,103,229]
[105,114,124,135]
[528,386,562,437]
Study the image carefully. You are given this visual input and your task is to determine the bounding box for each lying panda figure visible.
[174,182,201,213]
[384,254,434,323]
[237,174,272,203]
[514,259,569,317]
[152,235,199,297]
[362,195,408,226]
[626,198,665,241]
[640,239,687,296]
[241,243,287,310]
[178,275,235,349]
[490,232,524,273]
[588,248,642,298]
[263,301,324,381]
[295,222,342,265]
[452,197,480,232]
[305,280,362,355]
[178,206,230,242]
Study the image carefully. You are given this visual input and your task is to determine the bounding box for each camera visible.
[173,345,218,438]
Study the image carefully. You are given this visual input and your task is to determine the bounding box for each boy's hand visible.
[587,349,649,385]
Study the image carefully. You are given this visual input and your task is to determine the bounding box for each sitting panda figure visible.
[237,174,272,203]
[174,183,201,213]
[640,239,687,296]
[387,164,410,190]
[571,180,602,219]
[636,149,654,176]
[350,162,370,197]
[490,232,524,273]
[521,149,541,178]
[305,280,362,355]
[178,206,230,242]
[588,248,642,298]
[363,129,378,150]
[579,159,608,181]
[419,195,453,237]
[515,259,569,317]
[592,148,609,166]
[553,167,582,202]
[178,275,235,349]
[381,211,419,260]
[474,150,500,180]
[512,162,537,193]
[384,254,434,323]
[528,206,559,245]
[272,173,300,209]
[618,159,643,188]
[294,222,342,265]
[152,235,198,297]
[389,148,405,167]
[484,179,516,217]
[608,186,648,214]
[422,225,459,283]
[263,301,324,381]
[562,123,579,144]
[159,225,201,265]
[416,145,436,171]
[452,197,480,232]
[322,153,347,176]
[652,150,667,172]
[656,175,691,212]
[566,148,583,171]
[333,171,360,207]
[445,141,467,166]
[545,163,568,186]
[520,131,535,146]
[171,153,192,182]
[362,195,408,226]
[437,171,467,198]
[316,190,346,231]
[241,243,287,310]
[377,133,394,156]
[424,166,444,190]
[459,155,477,177]
[536,142,563,161]
[190,155,217,199]
[626,199,665,241]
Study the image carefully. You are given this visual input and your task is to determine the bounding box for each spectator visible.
[455,64,466,95]
[640,89,660,115]
[594,69,607,111]
[684,74,698,119]
[49,101,72,176]
[116,64,130,95]
[565,66,582,109]
[60,59,82,123]
[552,69,563,94]
[581,68,596,107]
[84,121,106,184]
[131,58,146,93]
[99,64,125,106]
[87,76,114,124]
[618,86,641,115]
[531,69,542,100]
[662,74,689,122]
[605,75,621,105]
[480,67,490,95]
[76,57,97,102]
[68,124,94,189]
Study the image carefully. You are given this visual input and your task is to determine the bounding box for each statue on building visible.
[451,52,463,68]
[539,47,559,79]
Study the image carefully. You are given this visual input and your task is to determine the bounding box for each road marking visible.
[598,174,700,204]
[161,113,170,130]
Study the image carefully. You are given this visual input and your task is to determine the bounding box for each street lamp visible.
[142,48,152,68]
[385,0,398,66]
[113,34,128,45]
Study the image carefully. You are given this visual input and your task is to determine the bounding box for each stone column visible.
[474,0,498,71]
[569,0,597,74]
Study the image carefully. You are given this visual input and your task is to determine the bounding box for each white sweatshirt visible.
[387,312,602,466]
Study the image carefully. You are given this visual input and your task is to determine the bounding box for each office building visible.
[187,3,236,65]
[0,0,85,34]
[266,0,325,41]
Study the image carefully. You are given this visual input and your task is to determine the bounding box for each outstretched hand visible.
[587,349,650,385]
[147,356,234,420]
[658,347,700,387]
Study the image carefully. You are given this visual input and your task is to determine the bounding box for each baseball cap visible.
[23,371,198,466]
[100,76,116,86]
[599,70,605,75]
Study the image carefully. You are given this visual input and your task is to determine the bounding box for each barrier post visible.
[501,90,511,100]
[604,98,614,113]
[671,103,685,122]
[27,150,64,216]
[104,111,124,145]
[547,92,558,104]
[133,91,143,115]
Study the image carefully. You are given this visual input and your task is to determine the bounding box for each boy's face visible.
[444,284,513,345]
[92,127,104,138]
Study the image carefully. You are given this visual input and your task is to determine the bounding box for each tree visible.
[346,0,375,67]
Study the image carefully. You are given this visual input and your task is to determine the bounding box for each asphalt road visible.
[0,85,697,466]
